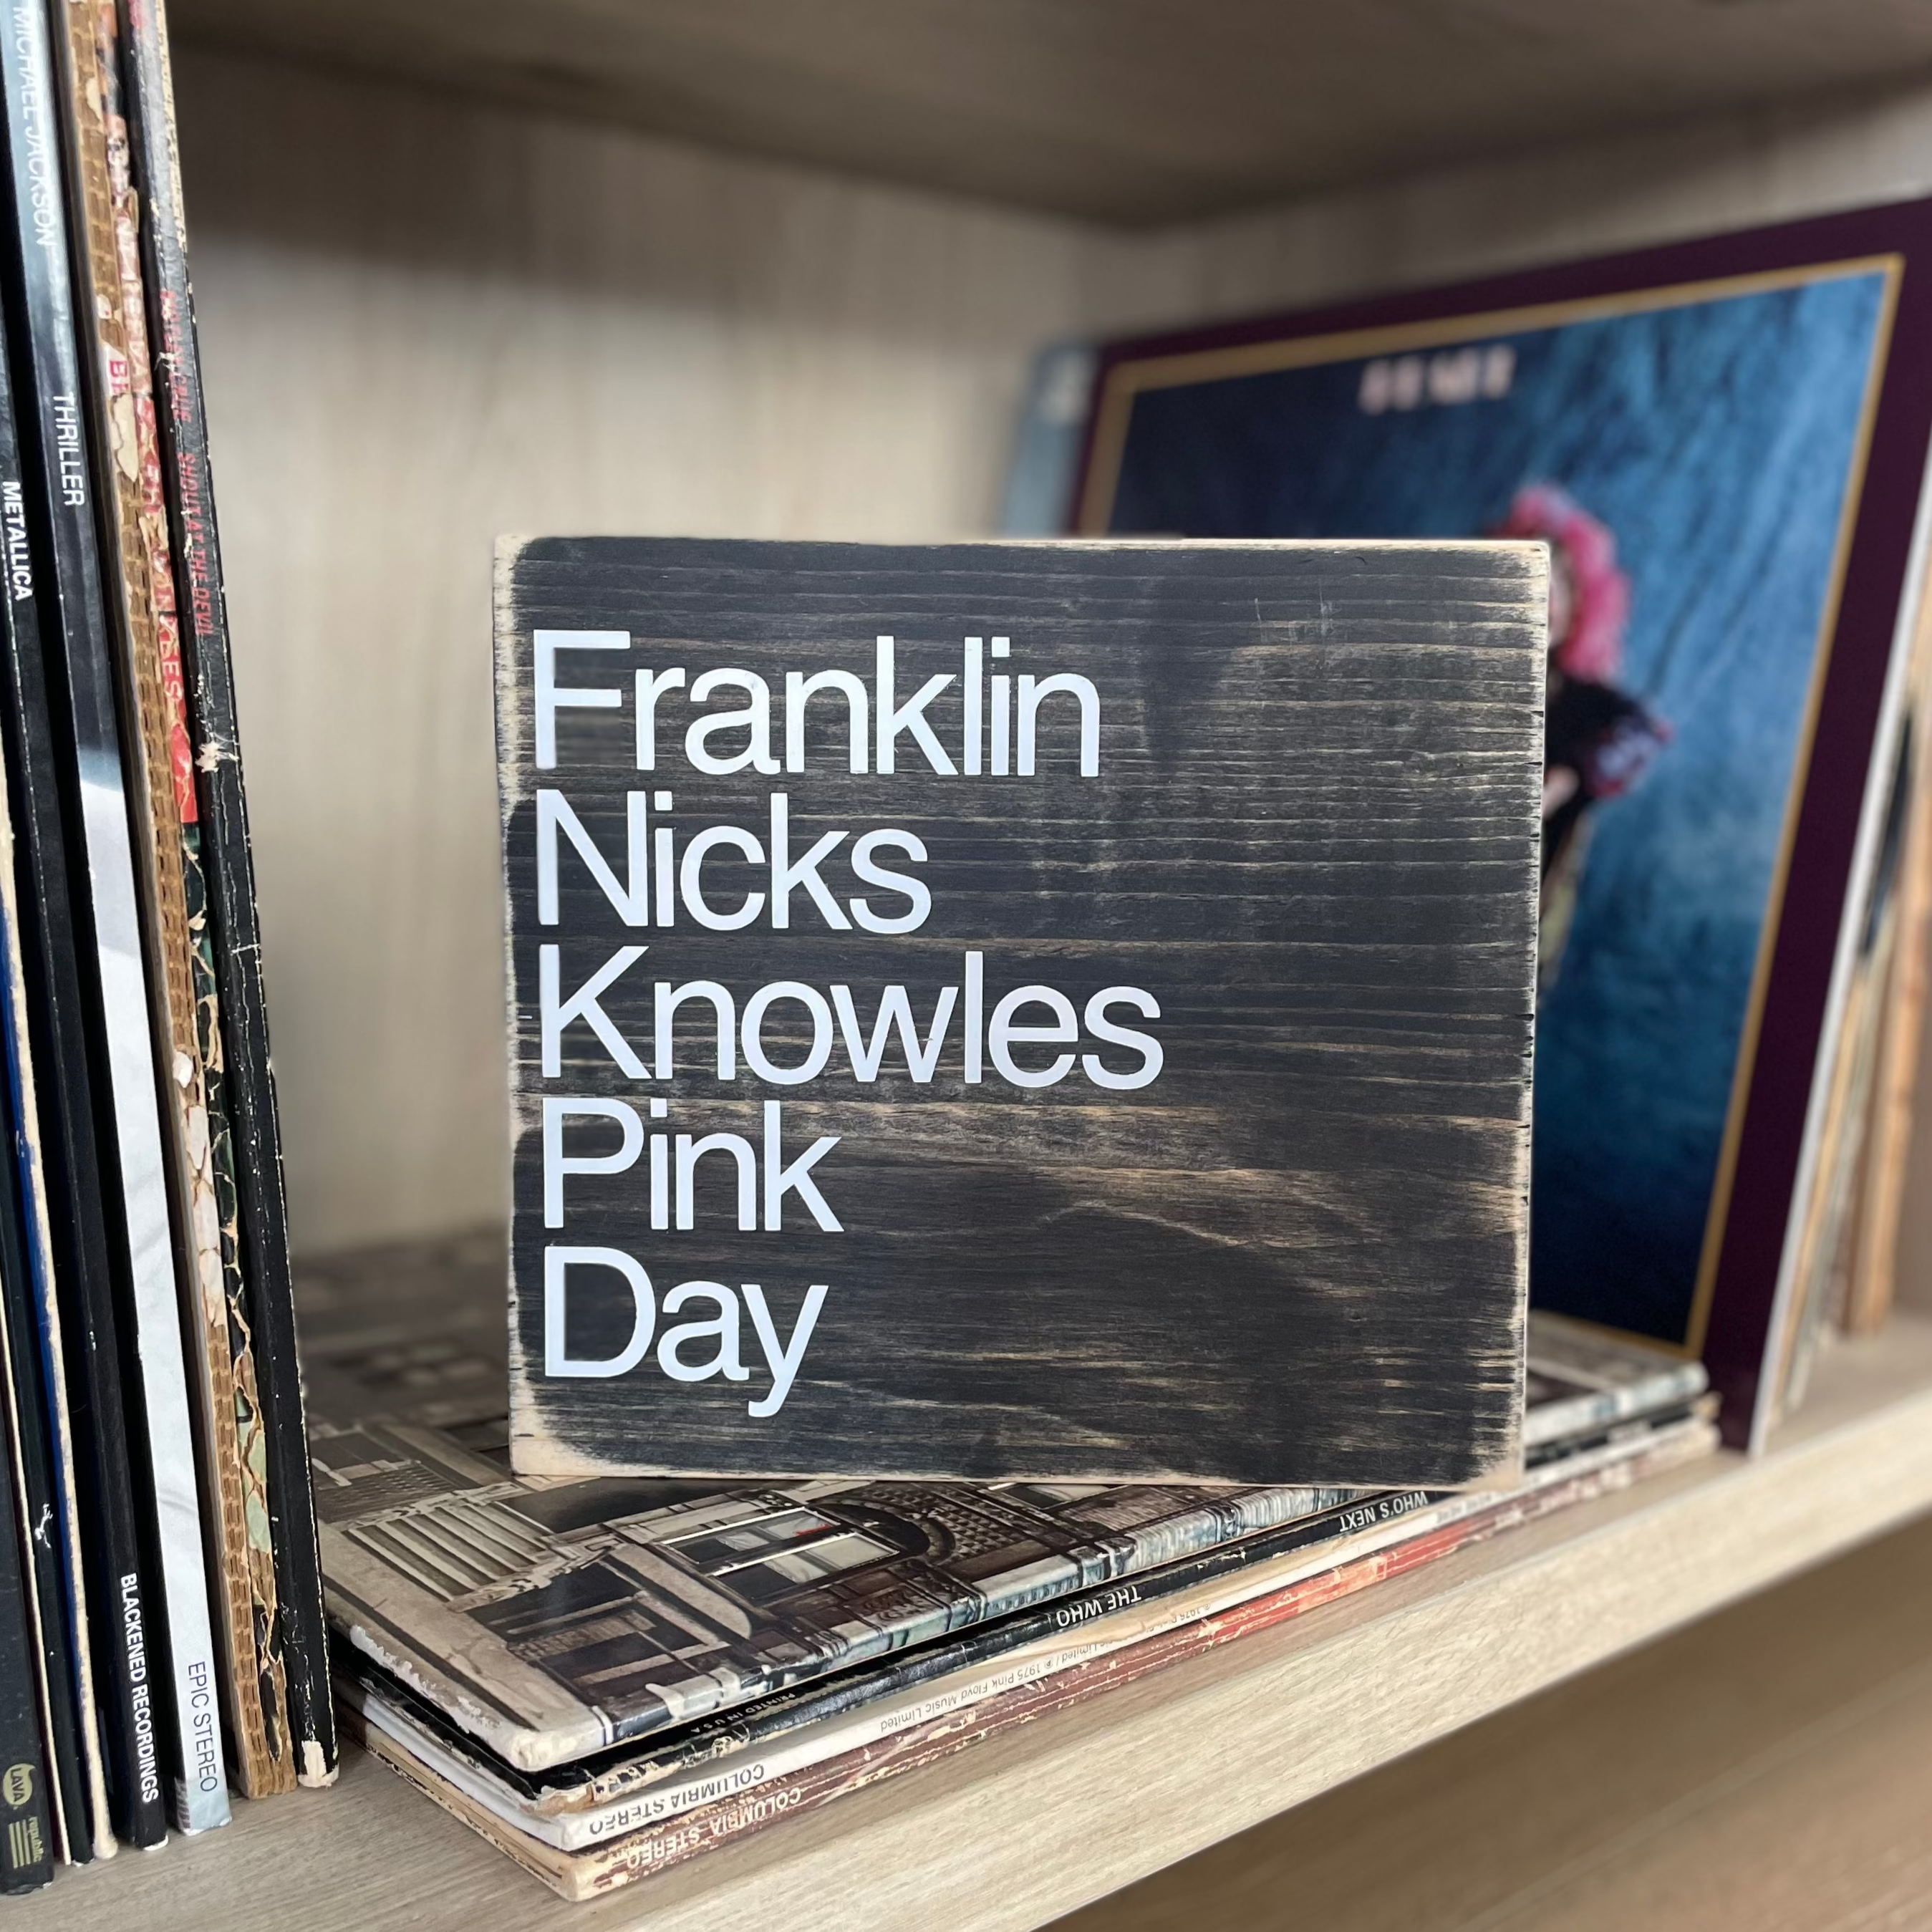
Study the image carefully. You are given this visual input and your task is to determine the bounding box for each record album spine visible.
[0,1199,73,1866]
[0,1003,85,1860]
[0,39,153,1848]
[0,604,104,1859]
[1848,718,1932,1328]
[0,1351,52,1893]
[1844,565,1932,1334]
[57,0,287,1800]
[115,0,334,1787]
[1,0,226,1834]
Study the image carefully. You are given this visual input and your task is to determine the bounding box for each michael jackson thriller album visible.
[494,537,1546,1487]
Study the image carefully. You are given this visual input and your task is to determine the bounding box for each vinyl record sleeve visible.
[1840,680,1932,1336]
[1064,198,1932,1444]
[55,0,286,1800]
[497,536,1545,1487]
[1774,719,1913,1412]
[0,470,101,1860]
[316,1409,1356,1776]
[0,0,226,1833]
[1522,1311,1709,1447]
[343,1406,1706,1853]
[116,0,334,1789]
[300,1245,1689,1786]
[0,77,153,1846]
[343,1416,1719,1902]
[0,1007,85,1862]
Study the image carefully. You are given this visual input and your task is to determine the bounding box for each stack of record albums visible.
[0,0,333,1890]
[305,1242,1716,1903]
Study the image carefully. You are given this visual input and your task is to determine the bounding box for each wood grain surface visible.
[498,536,1545,1484]
[1064,1485,1932,1932]
[10,1313,1932,1932]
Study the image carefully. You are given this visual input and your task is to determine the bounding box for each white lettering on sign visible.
[529,629,1159,1418]
[539,631,1103,781]
[544,1245,826,1416]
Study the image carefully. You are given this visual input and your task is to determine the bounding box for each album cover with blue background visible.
[1045,207,1932,1436]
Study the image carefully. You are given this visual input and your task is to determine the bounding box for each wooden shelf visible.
[14,1313,1932,1931]
[168,0,1932,226]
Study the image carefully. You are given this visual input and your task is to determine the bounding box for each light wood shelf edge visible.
[19,1314,1932,1932]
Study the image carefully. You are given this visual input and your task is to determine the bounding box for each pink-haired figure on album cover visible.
[1496,484,1671,986]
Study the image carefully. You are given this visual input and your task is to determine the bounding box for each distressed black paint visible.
[497,538,1545,1485]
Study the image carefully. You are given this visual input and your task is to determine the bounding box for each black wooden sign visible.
[496,538,1545,1486]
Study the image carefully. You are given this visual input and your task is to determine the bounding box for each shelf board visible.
[167,0,1932,228]
[16,1311,1932,1931]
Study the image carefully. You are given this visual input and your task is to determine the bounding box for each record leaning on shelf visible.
[0,0,228,1835]
[0,758,97,1864]
[0,143,158,1848]
[116,0,335,1787]
[0,992,79,1866]
[0,401,105,1859]
[56,0,290,1800]
[1063,198,1932,1445]
[0,1284,53,1893]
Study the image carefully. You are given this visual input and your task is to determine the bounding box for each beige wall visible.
[174,50,1179,1250]
[1151,82,1932,315]
[175,48,1932,1277]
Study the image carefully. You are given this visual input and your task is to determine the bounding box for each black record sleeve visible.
[0,1050,80,1863]
[0,1346,52,1893]
[0,417,100,1859]
[0,75,158,1844]
[0,0,201,1843]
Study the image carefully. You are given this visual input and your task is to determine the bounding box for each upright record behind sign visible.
[496,537,1545,1486]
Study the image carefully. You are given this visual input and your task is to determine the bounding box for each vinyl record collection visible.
[0,4,1916,1908]
[0,0,332,1889]
[300,1240,1719,1903]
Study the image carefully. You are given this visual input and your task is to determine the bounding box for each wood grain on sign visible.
[496,538,1545,1485]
